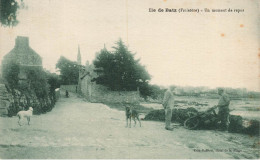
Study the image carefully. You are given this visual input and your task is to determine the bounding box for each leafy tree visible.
[56,56,79,85]
[25,67,49,99]
[93,48,117,89]
[0,0,20,27]
[2,61,20,90]
[2,61,56,115]
[139,82,151,100]
[46,71,60,103]
[149,85,166,99]
[93,39,151,93]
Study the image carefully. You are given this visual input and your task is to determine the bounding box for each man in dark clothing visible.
[217,88,230,131]
[65,90,69,98]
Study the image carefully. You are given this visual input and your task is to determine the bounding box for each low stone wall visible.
[0,83,59,116]
[55,88,60,100]
[60,85,78,93]
[92,84,140,103]
[78,72,141,103]
[0,84,11,116]
[81,82,141,103]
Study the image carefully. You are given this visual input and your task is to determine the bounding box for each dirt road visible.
[0,92,258,159]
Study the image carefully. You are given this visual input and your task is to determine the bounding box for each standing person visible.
[65,90,69,98]
[162,86,176,131]
[217,88,230,131]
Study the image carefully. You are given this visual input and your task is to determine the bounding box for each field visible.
[141,96,260,121]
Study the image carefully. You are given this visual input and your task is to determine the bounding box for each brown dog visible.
[125,105,141,128]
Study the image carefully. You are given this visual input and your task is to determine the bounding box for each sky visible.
[0,0,259,91]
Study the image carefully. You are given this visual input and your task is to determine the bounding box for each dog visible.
[125,105,141,128]
[17,107,33,126]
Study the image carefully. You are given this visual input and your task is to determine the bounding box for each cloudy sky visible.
[0,0,259,91]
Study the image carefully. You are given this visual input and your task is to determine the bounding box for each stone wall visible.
[55,88,60,100]
[0,84,11,116]
[0,83,58,116]
[80,74,92,100]
[80,74,141,103]
[91,84,140,103]
[60,85,78,93]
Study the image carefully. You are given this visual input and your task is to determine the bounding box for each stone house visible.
[0,36,42,115]
[1,36,42,79]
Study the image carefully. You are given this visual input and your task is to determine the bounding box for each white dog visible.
[17,107,33,126]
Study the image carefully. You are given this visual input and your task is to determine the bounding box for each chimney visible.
[15,36,29,48]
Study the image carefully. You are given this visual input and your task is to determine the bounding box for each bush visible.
[7,103,19,117]
[3,62,59,116]
[243,120,260,136]
[144,109,165,121]
[228,115,243,133]
[144,107,198,124]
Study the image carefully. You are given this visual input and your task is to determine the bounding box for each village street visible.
[0,91,258,159]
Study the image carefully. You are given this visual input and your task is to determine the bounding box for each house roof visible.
[2,36,42,66]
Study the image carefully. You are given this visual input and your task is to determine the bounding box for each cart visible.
[184,105,228,130]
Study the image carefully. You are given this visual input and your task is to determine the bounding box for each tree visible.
[46,71,60,94]
[2,61,57,115]
[93,48,117,89]
[25,67,49,99]
[93,39,151,92]
[0,0,20,27]
[46,71,60,103]
[56,56,79,85]
[149,85,166,99]
[2,61,20,91]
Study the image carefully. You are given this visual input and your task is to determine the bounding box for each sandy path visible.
[0,92,258,159]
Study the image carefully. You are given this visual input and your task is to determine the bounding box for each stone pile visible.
[144,108,260,136]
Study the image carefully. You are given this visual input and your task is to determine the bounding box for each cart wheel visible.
[184,116,200,130]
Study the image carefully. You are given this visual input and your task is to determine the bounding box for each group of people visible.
[162,86,230,131]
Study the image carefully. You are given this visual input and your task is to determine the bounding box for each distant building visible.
[1,36,42,79]
[77,45,81,65]
[77,45,82,93]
